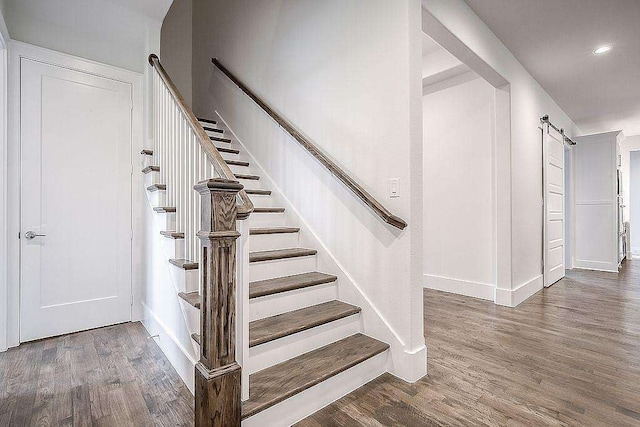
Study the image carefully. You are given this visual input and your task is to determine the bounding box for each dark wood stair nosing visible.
[253,207,286,214]
[249,271,337,299]
[236,174,260,181]
[153,206,176,213]
[191,333,200,344]
[248,300,360,348]
[210,136,232,143]
[142,165,160,174]
[241,333,389,419]
[147,184,166,192]
[169,259,198,270]
[197,117,217,125]
[178,291,200,309]
[249,227,300,236]
[225,159,250,167]
[249,248,316,263]
[141,149,153,156]
[160,231,184,239]
[217,146,240,155]
[245,189,272,196]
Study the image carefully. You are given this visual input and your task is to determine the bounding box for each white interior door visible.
[543,124,566,287]
[20,58,132,341]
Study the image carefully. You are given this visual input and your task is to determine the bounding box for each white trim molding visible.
[495,274,543,307]
[423,274,494,301]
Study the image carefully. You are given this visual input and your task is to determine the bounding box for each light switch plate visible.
[389,178,400,198]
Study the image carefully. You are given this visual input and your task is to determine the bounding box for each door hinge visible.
[18,232,20,239]
[131,164,134,176]
[131,295,134,305]
[130,229,134,241]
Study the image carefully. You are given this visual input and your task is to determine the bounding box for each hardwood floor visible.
[3,262,640,426]
[298,260,640,426]
[0,322,194,426]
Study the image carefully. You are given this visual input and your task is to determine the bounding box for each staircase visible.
[142,113,390,425]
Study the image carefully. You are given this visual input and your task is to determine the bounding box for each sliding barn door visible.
[20,58,133,341]
[543,125,566,287]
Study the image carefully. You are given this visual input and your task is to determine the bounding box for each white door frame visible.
[0,12,8,352]
[5,41,144,349]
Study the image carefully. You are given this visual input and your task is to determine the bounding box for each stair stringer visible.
[214,112,423,382]
[140,169,199,394]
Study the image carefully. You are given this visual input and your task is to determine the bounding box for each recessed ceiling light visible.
[593,45,612,55]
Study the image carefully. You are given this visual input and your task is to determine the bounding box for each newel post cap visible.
[194,178,244,194]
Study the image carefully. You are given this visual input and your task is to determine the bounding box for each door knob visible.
[24,231,46,240]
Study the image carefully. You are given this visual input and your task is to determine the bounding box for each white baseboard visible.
[423,274,494,301]
[140,302,197,394]
[573,259,618,273]
[495,274,542,307]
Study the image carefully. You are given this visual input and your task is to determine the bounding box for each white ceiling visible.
[464,0,640,136]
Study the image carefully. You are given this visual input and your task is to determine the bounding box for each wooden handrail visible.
[149,54,253,220]
[211,58,408,230]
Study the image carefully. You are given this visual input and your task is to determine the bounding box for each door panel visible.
[20,58,132,341]
[544,125,566,287]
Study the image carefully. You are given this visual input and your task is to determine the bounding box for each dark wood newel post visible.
[194,178,243,426]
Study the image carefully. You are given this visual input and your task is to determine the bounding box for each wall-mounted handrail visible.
[211,58,407,230]
[149,54,254,220]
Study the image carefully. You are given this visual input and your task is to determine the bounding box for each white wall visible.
[191,0,426,381]
[161,0,192,106]
[423,73,495,300]
[3,0,171,73]
[423,0,581,303]
[631,151,640,255]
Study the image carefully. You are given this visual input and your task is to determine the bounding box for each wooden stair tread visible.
[242,333,388,419]
[153,206,176,213]
[178,291,200,309]
[249,248,316,263]
[245,189,271,195]
[249,227,300,235]
[197,118,217,125]
[160,231,184,239]
[141,149,153,156]
[253,207,285,213]
[217,146,240,154]
[236,173,260,181]
[169,259,198,270]
[147,184,166,192]
[142,165,160,173]
[249,271,336,299]
[204,127,223,134]
[191,333,200,344]
[249,300,360,347]
[210,136,232,143]
[225,159,249,167]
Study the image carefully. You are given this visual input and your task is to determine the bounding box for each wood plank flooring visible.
[3,262,640,425]
[298,261,640,426]
[0,322,194,426]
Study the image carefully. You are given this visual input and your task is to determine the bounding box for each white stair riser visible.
[162,234,184,259]
[238,178,266,190]
[228,164,253,175]
[245,194,276,209]
[181,301,200,333]
[242,349,388,427]
[142,155,155,168]
[152,210,175,232]
[249,282,337,321]
[147,189,166,206]
[249,256,316,282]
[249,232,299,252]
[220,151,240,161]
[168,264,199,293]
[247,212,285,228]
[247,314,360,374]
[144,171,161,187]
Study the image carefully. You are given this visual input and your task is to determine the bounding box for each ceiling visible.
[464,0,640,136]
